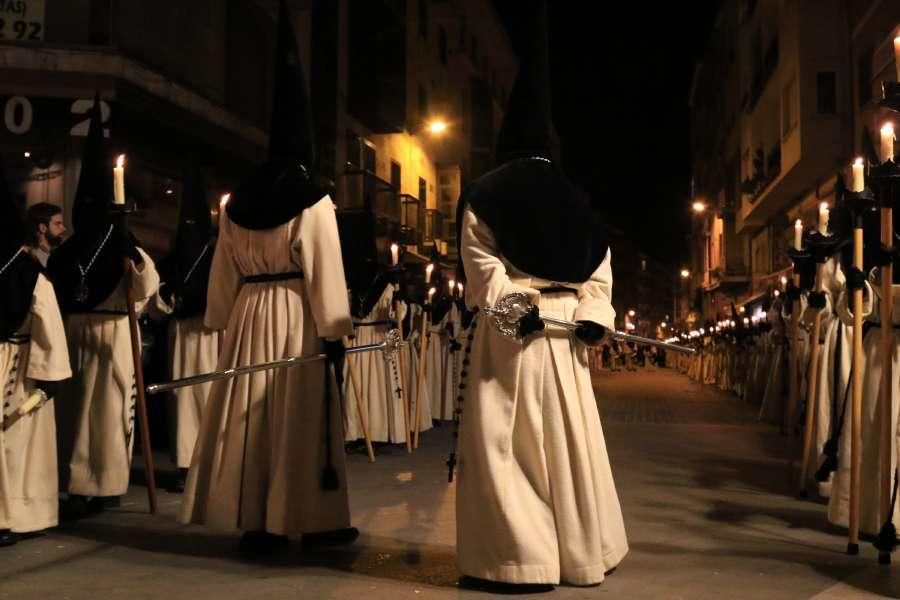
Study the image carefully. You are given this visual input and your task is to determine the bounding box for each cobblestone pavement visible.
[2,367,899,599]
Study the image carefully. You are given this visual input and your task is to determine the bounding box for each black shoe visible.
[60,495,91,520]
[0,530,18,547]
[239,530,289,557]
[458,575,554,594]
[301,527,359,548]
[171,469,187,494]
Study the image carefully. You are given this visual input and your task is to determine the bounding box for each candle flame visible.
[774,290,781,297]
[780,276,788,285]
[795,218,802,228]
[854,157,864,167]
[390,243,399,253]
[220,193,231,207]
[819,202,828,212]
[882,122,895,138]
[448,279,455,291]
[457,282,464,294]
[428,286,436,296]
[116,154,125,168]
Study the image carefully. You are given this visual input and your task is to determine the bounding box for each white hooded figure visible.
[453,0,627,585]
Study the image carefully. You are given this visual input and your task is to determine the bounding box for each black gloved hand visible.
[516,305,545,338]
[33,380,59,400]
[574,320,606,346]
[323,339,346,367]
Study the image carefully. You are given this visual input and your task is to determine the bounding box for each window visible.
[418,84,428,117]
[390,161,401,191]
[439,26,448,66]
[346,130,360,168]
[857,47,873,106]
[781,76,798,138]
[418,177,427,205]
[418,0,428,39]
[363,144,376,173]
[816,71,837,114]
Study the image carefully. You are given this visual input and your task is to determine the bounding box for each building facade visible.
[0,0,514,269]
[687,0,898,322]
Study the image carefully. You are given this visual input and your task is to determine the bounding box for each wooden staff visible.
[394,296,412,452]
[849,216,865,554]
[787,270,802,437]
[413,306,430,448]
[877,202,894,563]
[798,261,826,496]
[344,336,375,463]
[124,258,158,514]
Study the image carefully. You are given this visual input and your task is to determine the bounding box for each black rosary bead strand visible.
[448,309,478,482]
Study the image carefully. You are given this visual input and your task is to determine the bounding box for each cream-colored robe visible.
[180,196,354,535]
[828,275,897,534]
[57,249,159,497]
[456,208,628,586]
[0,274,71,532]
[405,302,433,435]
[342,284,407,443]
[428,303,461,421]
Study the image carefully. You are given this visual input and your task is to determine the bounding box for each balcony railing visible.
[424,208,443,243]
[399,194,423,248]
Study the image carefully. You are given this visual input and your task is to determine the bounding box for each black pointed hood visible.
[457,0,607,284]
[0,158,40,339]
[226,0,325,230]
[47,95,127,313]
[494,0,553,164]
[162,166,215,319]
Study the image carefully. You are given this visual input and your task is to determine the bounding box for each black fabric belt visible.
[538,286,577,295]
[354,320,390,327]
[243,271,304,284]
[4,335,30,345]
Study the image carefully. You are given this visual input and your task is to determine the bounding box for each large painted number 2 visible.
[70,99,111,137]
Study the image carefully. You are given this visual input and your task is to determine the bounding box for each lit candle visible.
[774,290,781,298]
[851,157,865,192]
[448,279,455,295]
[113,154,126,205]
[793,219,803,251]
[428,287,436,302]
[457,282,464,296]
[743,317,750,325]
[220,193,230,210]
[390,243,399,266]
[818,202,829,235]
[425,263,434,284]
[881,122,895,163]
[895,35,900,80]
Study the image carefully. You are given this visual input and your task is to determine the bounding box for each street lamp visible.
[680,269,690,279]
[428,120,448,135]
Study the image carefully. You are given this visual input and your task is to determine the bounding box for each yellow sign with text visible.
[0,0,45,41]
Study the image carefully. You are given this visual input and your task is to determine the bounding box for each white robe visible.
[456,209,628,585]
[57,249,159,497]
[0,274,71,532]
[828,277,898,534]
[180,196,354,535]
[428,303,461,421]
[342,284,407,443]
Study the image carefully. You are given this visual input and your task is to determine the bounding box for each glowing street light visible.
[428,120,448,135]
[692,201,706,213]
[680,269,690,279]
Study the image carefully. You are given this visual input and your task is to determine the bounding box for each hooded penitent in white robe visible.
[56,250,159,497]
[827,275,898,534]
[426,304,457,421]
[180,197,354,535]
[0,274,71,532]
[455,208,628,586]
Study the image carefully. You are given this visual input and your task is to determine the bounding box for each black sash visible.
[243,271,304,284]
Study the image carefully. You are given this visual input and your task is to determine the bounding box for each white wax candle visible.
[428,287,436,302]
[390,243,399,266]
[895,35,900,80]
[457,282,464,296]
[448,279,455,295]
[425,263,434,284]
[881,123,895,163]
[851,157,865,192]
[220,193,230,209]
[113,155,126,205]
[818,203,829,235]
[794,219,803,251]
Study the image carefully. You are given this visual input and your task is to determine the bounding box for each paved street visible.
[2,367,900,599]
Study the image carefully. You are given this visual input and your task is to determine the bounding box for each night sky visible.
[494,1,721,266]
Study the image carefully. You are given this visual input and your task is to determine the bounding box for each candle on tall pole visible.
[390,243,400,266]
[818,203,830,235]
[113,154,126,205]
[794,219,803,250]
[894,35,900,81]
[425,263,434,284]
[852,158,865,192]
[881,122,895,163]
[389,241,411,451]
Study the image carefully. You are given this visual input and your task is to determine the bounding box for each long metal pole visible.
[146,337,399,395]
[538,314,696,354]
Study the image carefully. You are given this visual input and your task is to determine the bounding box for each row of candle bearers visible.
[792,120,896,252]
[389,242,462,303]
